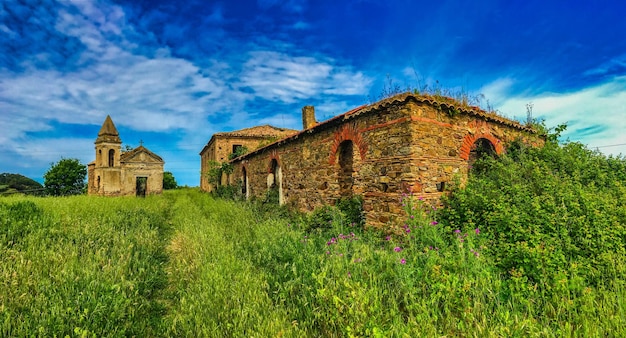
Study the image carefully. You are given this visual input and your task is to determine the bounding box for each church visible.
[87,115,165,196]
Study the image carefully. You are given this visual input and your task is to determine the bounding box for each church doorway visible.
[136,177,147,197]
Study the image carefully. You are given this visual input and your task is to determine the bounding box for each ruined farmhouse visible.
[199,125,298,191]
[88,116,165,196]
[201,93,543,226]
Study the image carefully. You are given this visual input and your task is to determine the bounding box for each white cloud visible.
[0,0,373,185]
[481,76,626,156]
[240,51,372,103]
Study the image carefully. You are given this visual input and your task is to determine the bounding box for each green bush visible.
[441,127,626,294]
[336,195,365,227]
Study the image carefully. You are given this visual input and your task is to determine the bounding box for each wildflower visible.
[454,229,461,234]
[410,215,415,219]
[394,246,402,252]
[405,228,411,234]
[431,221,438,225]
[385,236,391,241]
[475,228,480,235]
[325,251,330,255]
[400,258,406,264]
[418,196,424,201]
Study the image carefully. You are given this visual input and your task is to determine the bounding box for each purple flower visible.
[405,228,411,234]
[385,236,391,241]
[394,246,403,252]
[475,228,480,235]
[431,221,438,225]
[418,196,424,201]
[400,258,406,264]
[454,229,461,234]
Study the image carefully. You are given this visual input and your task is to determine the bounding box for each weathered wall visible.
[120,162,164,196]
[200,136,287,191]
[230,95,543,229]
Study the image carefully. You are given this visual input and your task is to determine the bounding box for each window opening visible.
[108,149,115,167]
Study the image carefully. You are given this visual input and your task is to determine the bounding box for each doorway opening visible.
[136,177,147,197]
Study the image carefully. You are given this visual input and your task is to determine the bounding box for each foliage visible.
[0,173,44,196]
[205,160,233,188]
[228,146,249,160]
[336,195,365,227]
[211,184,242,200]
[163,171,177,190]
[441,125,626,296]
[43,158,87,196]
[1,189,625,336]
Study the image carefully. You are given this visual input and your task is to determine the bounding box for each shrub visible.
[440,127,626,294]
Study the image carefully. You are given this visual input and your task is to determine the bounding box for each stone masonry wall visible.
[231,94,543,229]
[200,136,279,191]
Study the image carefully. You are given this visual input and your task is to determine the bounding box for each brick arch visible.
[329,123,368,165]
[267,150,281,173]
[459,133,504,160]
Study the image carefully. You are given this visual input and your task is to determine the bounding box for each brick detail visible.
[459,133,505,160]
[329,123,368,164]
[267,150,281,173]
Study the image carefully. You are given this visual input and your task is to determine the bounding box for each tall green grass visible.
[0,194,171,336]
[1,187,625,336]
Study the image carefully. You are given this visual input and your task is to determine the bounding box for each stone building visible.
[199,125,298,191]
[208,93,543,227]
[88,115,165,196]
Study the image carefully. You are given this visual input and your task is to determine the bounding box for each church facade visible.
[87,115,165,196]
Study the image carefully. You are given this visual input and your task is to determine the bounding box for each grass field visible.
[1,188,625,337]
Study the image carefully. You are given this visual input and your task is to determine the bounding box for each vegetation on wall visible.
[441,124,626,295]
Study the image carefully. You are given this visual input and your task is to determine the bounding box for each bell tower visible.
[93,115,122,195]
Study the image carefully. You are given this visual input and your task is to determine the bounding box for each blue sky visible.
[1,0,625,187]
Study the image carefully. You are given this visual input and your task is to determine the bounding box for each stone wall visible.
[230,94,543,228]
[200,135,280,191]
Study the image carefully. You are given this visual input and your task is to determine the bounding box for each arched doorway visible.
[338,140,355,197]
[469,138,497,168]
[242,167,249,199]
[267,159,284,205]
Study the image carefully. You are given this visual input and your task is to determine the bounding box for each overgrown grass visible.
[1,160,625,337]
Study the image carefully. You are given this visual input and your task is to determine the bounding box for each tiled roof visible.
[232,92,537,162]
[213,124,298,138]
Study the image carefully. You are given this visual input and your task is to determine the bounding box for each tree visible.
[43,158,87,196]
[163,171,177,189]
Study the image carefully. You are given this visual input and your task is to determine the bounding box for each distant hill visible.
[0,173,44,196]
